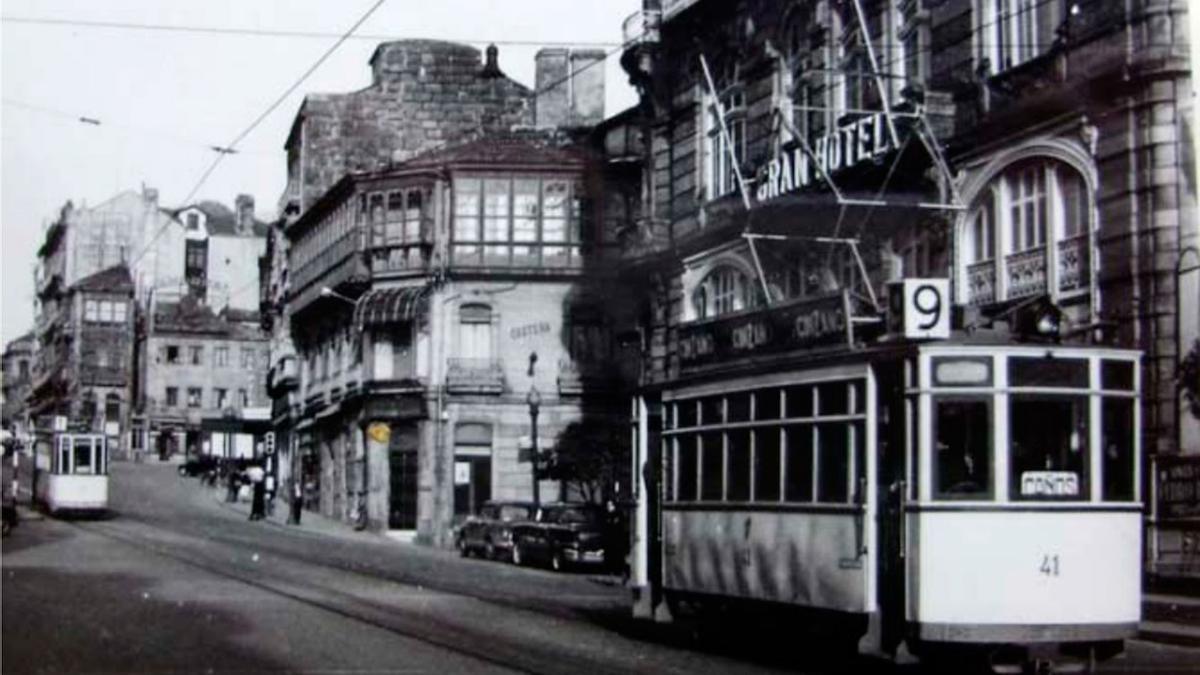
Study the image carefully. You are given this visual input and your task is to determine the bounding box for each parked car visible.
[456,501,535,560]
[510,503,606,571]
[177,455,220,477]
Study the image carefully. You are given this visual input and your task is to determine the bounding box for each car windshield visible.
[498,505,530,521]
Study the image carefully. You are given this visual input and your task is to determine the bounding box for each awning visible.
[353,285,429,328]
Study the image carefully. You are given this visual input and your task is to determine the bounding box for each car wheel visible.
[178,466,188,477]
[511,542,524,566]
[456,535,469,558]
[484,541,496,561]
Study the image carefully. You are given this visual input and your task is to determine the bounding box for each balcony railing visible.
[622,9,661,46]
[966,260,996,306]
[1005,246,1047,300]
[446,358,505,395]
[1057,234,1089,293]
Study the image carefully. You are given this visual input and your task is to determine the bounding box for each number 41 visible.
[1040,554,1060,576]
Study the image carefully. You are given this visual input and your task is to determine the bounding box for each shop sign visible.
[756,112,893,204]
[678,291,855,367]
[367,422,391,445]
[1158,456,1200,521]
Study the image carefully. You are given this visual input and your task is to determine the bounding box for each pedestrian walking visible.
[288,476,303,525]
[247,463,266,521]
[225,464,239,503]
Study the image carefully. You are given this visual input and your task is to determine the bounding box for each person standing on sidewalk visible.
[288,476,303,525]
[247,463,266,521]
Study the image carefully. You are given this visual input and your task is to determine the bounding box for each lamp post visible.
[527,385,541,507]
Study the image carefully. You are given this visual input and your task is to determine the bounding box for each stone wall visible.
[287,40,535,214]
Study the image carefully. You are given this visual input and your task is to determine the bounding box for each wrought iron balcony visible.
[966,260,996,306]
[446,358,505,395]
[1005,246,1047,300]
[1057,234,1089,293]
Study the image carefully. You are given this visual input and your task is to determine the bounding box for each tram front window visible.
[1010,396,1088,500]
[933,399,991,500]
[73,438,95,475]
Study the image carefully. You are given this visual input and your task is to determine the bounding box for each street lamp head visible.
[319,286,336,298]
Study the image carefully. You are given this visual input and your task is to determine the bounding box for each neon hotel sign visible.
[755,112,893,203]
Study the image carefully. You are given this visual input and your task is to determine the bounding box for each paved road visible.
[3,459,1199,674]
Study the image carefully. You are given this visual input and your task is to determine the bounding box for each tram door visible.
[875,362,908,654]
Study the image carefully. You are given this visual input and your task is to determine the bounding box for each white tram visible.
[631,341,1141,670]
[33,433,110,515]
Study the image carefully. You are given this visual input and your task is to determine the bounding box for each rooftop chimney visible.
[481,43,503,78]
[235,194,255,234]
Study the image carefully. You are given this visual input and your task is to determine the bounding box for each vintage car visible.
[510,502,607,571]
[455,500,535,560]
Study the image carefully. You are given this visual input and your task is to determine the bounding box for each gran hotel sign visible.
[678,291,856,367]
[755,112,894,203]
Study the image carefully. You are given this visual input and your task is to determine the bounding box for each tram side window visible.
[933,399,992,500]
[1010,396,1089,501]
[677,436,698,501]
[700,432,723,500]
[784,425,814,501]
[756,388,781,420]
[754,427,781,501]
[1102,398,1135,502]
[817,423,850,503]
[727,429,751,501]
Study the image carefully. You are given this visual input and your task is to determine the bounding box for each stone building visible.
[170,196,268,313]
[26,264,135,449]
[264,39,615,539]
[135,297,270,459]
[279,127,636,544]
[2,332,36,435]
[614,0,1195,627]
[278,40,604,216]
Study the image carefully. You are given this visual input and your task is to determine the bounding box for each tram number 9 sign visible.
[887,279,950,340]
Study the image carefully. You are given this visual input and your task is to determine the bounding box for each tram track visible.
[57,513,726,675]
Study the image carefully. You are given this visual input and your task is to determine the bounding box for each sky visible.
[0,0,642,345]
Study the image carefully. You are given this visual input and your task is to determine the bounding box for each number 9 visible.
[913,284,942,331]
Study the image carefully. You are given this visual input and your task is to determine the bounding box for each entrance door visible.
[454,455,492,517]
[875,363,907,654]
[388,425,419,529]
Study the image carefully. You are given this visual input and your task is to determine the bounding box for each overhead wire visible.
[0,15,621,48]
[126,0,390,272]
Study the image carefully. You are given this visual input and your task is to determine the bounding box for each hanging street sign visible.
[756,112,895,204]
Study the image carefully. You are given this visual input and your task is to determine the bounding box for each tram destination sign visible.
[677,291,857,367]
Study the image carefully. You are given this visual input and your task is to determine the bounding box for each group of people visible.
[214,460,304,525]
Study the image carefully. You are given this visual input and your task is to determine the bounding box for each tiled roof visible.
[176,201,269,237]
[72,264,133,293]
[403,129,590,170]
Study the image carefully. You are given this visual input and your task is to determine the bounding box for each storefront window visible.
[1010,396,1089,500]
[933,398,991,499]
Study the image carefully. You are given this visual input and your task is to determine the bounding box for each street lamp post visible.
[527,386,541,507]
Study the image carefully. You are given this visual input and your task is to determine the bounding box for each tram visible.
[630,338,1142,671]
[33,432,110,515]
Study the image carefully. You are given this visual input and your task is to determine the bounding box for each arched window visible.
[962,158,1092,306]
[693,266,759,320]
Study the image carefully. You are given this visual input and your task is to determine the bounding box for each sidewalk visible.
[209,486,392,546]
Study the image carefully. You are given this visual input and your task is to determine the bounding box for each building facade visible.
[27,264,135,449]
[614,0,1195,620]
[1,332,36,436]
[265,39,616,542]
[171,196,268,313]
[135,298,270,459]
[279,128,634,544]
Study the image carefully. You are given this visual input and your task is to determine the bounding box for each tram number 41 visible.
[1039,554,1061,577]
